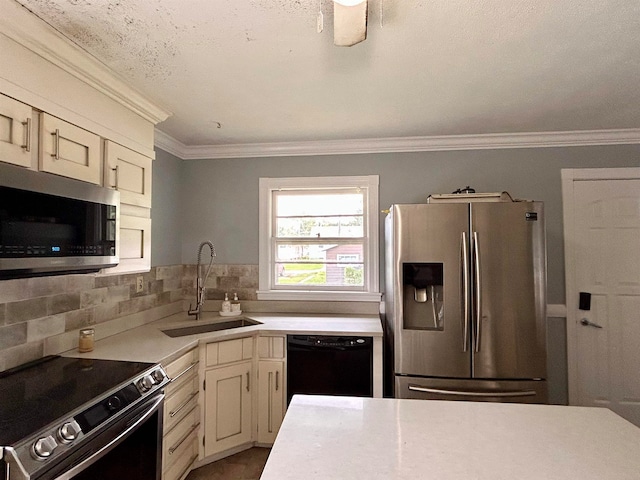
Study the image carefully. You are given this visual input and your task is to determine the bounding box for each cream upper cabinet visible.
[105,214,152,275]
[102,140,153,275]
[0,93,32,168]
[39,113,101,185]
[104,140,152,208]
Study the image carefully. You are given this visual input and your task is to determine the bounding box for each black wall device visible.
[579,292,591,311]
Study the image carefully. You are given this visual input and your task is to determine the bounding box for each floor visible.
[185,447,270,480]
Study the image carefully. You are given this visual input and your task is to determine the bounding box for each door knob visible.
[580,318,603,329]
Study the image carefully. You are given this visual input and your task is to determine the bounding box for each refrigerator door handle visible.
[408,385,537,398]
[461,232,470,352]
[473,231,482,353]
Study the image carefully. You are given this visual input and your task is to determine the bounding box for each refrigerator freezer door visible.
[386,203,471,378]
[470,202,547,379]
[396,376,548,403]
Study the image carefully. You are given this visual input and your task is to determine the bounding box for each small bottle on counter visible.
[78,328,95,353]
[231,293,241,312]
[221,293,231,313]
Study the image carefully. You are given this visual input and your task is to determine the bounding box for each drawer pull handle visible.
[275,370,279,391]
[246,371,250,392]
[168,423,200,454]
[51,129,60,159]
[21,118,31,152]
[111,166,119,189]
[169,392,198,418]
[169,362,198,383]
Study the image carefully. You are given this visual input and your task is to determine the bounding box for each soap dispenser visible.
[221,293,231,313]
[231,293,241,312]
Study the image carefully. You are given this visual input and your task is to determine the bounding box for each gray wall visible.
[170,144,640,303]
[151,148,184,266]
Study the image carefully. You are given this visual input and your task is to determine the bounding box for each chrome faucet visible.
[188,241,216,319]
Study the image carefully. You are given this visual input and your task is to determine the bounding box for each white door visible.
[563,168,640,426]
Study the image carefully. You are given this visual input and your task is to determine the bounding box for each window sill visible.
[256,290,382,302]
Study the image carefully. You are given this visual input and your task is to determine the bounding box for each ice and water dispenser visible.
[402,263,444,331]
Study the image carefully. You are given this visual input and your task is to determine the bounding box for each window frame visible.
[258,175,381,302]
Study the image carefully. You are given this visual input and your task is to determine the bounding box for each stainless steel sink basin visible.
[162,318,262,337]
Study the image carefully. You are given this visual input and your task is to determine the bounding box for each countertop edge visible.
[63,311,383,365]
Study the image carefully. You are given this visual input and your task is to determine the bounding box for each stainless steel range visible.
[0,356,168,480]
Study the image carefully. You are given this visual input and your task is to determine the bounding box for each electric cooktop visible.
[0,355,156,446]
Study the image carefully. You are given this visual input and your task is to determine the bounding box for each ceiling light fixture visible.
[333,0,368,47]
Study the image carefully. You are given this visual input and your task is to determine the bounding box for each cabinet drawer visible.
[162,412,199,480]
[0,93,32,167]
[206,337,253,367]
[163,405,200,471]
[164,349,199,382]
[164,374,199,432]
[39,113,101,184]
[258,336,285,359]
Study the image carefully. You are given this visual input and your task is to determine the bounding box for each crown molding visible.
[153,129,187,158]
[1,0,171,125]
[154,127,640,160]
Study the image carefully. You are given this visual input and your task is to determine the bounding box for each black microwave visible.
[0,162,119,278]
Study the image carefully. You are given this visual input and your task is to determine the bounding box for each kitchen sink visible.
[162,318,262,337]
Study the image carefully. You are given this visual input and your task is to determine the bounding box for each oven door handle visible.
[53,394,164,480]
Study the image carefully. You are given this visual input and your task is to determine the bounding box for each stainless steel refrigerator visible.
[384,196,548,403]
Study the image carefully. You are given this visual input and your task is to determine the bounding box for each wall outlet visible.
[136,275,144,293]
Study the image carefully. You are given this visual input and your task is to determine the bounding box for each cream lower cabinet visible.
[256,336,286,444]
[202,337,254,458]
[203,362,253,457]
[257,360,284,444]
[162,348,200,480]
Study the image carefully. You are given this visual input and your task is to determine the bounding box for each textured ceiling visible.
[13,0,640,147]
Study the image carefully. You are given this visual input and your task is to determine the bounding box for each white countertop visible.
[64,312,382,365]
[261,395,640,480]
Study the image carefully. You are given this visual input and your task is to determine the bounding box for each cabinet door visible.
[104,140,152,207]
[257,360,285,444]
[204,362,252,457]
[39,113,101,184]
[104,215,151,274]
[0,94,32,167]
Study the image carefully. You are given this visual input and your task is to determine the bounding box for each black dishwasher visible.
[286,335,373,405]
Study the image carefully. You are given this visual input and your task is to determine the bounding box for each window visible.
[258,175,380,301]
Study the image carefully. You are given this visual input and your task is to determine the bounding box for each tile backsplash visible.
[0,263,379,371]
[185,263,259,302]
[0,265,187,371]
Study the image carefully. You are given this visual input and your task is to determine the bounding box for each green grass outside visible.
[281,263,323,271]
[277,264,326,285]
